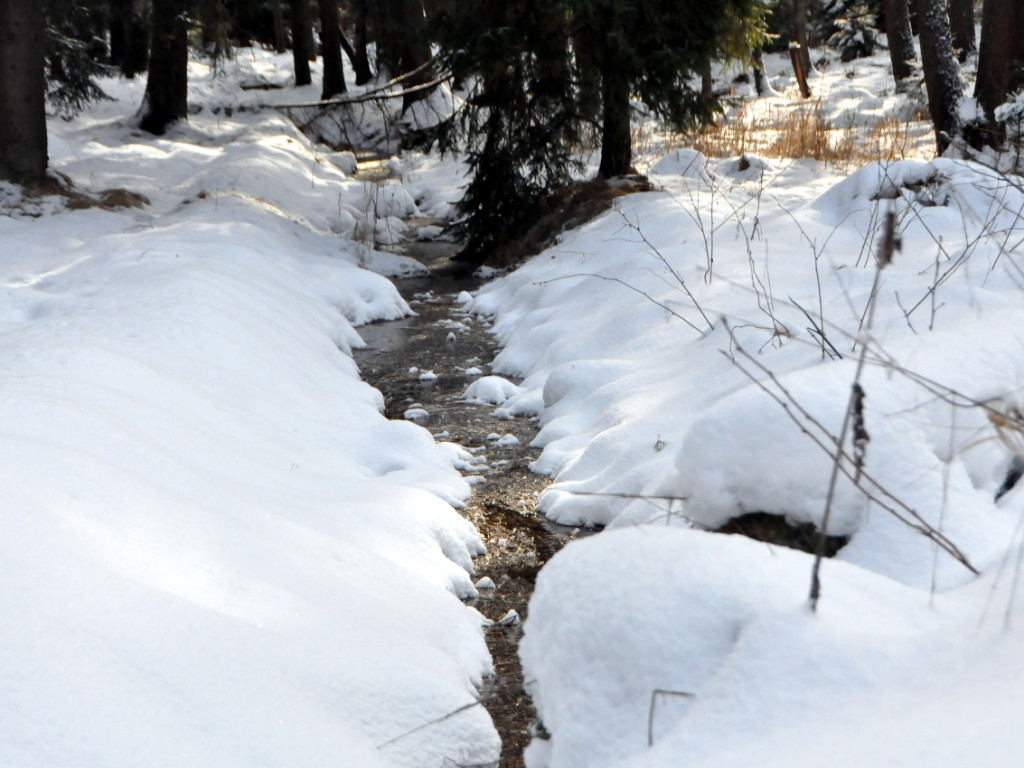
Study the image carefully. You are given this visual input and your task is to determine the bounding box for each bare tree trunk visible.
[110,0,149,79]
[352,0,373,84]
[916,0,964,152]
[377,0,433,110]
[947,0,975,62]
[792,0,812,75]
[752,47,769,96]
[598,52,632,178]
[318,0,348,99]
[972,0,1024,147]
[140,0,189,135]
[272,0,287,53]
[0,0,47,185]
[290,0,312,86]
[884,0,916,85]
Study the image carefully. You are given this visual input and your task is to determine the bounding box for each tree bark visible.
[947,0,975,62]
[883,0,916,85]
[916,0,964,152]
[110,0,149,79]
[140,0,189,135]
[272,0,287,53]
[0,0,47,185]
[318,0,348,99]
[752,47,769,96]
[352,0,373,84]
[290,0,313,86]
[973,0,1024,147]
[792,0,813,75]
[598,56,632,178]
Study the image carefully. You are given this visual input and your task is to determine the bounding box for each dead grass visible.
[676,100,926,169]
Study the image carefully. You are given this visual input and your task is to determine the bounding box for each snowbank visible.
[0,55,498,767]
[470,147,1024,766]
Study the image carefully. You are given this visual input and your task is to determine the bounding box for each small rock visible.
[418,370,439,382]
[404,408,429,422]
[497,609,520,627]
[475,576,497,590]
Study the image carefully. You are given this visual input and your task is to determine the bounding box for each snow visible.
[464,47,1024,768]
[8,35,1024,768]
[1,53,498,768]
[462,374,523,405]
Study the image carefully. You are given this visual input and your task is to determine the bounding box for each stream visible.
[354,234,577,768]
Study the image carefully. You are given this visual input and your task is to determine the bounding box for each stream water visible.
[354,236,577,768]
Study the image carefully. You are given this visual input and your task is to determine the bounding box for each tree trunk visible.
[973,0,1024,147]
[883,0,916,85]
[352,0,373,84]
[318,0,348,99]
[272,0,287,53]
[792,0,813,75]
[916,0,964,152]
[290,0,313,86]
[376,0,434,109]
[598,57,632,178]
[752,47,769,96]
[140,0,189,135]
[375,0,394,76]
[110,0,149,79]
[947,0,975,62]
[0,0,47,185]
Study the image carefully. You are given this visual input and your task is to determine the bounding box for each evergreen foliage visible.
[436,0,767,262]
[822,0,881,62]
[45,0,113,116]
[437,0,582,261]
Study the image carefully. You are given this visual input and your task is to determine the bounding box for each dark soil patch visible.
[355,239,578,768]
[716,511,849,557]
[473,175,655,270]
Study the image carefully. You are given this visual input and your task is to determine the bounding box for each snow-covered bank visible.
[0,57,497,767]
[470,150,1024,766]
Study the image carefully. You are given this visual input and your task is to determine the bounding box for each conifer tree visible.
[437,0,766,259]
[140,0,189,134]
[438,0,580,261]
[0,0,48,185]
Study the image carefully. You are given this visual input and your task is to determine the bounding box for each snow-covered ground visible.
[4,39,1024,768]
[465,48,1024,768]
[0,55,496,768]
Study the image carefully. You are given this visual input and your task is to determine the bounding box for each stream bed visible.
[354,240,579,768]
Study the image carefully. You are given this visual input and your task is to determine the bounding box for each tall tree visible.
[916,0,963,152]
[437,0,766,260]
[290,0,313,86]
[437,0,581,262]
[350,0,373,84]
[140,0,189,135]
[573,0,768,177]
[272,0,287,52]
[318,0,347,98]
[948,0,975,62]
[792,0,812,75]
[883,0,916,85]
[377,0,434,108]
[972,0,1024,147]
[0,0,48,185]
[110,0,149,79]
